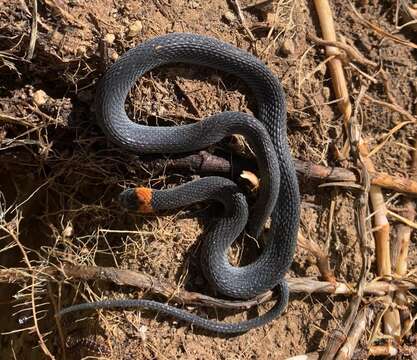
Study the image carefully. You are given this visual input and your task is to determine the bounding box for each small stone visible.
[189,0,199,9]
[33,90,48,106]
[104,33,115,44]
[110,51,119,61]
[128,20,143,37]
[280,39,295,56]
[266,12,276,27]
[223,11,236,22]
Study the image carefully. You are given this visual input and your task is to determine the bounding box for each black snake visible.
[59,33,300,334]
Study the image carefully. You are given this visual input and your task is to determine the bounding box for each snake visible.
[59,33,300,334]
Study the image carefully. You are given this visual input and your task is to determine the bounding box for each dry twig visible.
[2,266,415,303]
[297,233,335,283]
[149,152,417,196]
[308,34,377,68]
[26,0,38,60]
[231,0,256,42]
[335,307,374,360]
[349,0,417,49]
[313,0,401,351]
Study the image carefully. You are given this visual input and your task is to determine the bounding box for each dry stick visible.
[393,138,417,339]
[231,0,256,42]
[364,95,417,124]
[359,144,401,339]
[348,0,417,50]
[26,0,38,60]
[364,95,417,158]
[321,86,370,360]
[2,266,416,304]
[286,353,320,360]
[313,0,401,341]
[150,152,417,196]
[313,0,352,126]
[296,160,417,196]
[368,344,399,357]
[297,233,335,283]
[307,34,378,68]
[335,307,374,360]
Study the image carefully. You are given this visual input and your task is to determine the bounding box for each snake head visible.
[118,187,154,213]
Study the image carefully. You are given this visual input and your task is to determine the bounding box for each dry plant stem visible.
[323,92,370,359]
[368,344,398,357]
[393,139,417,338]
[286,353,319,360]
[364,95,417,124]
[2,266,415,302]
[61,264,273,309]
[231,0,256,42]
[358,143,401,338]
[394,202,415,275]
[314,0,400,339]
[313,0,352,125]
[321,296,362,360]
[26,0,38,60]
[335,307,374,360]
[151,152,417,196]
[297,233,335,282]
[296,160,417,196]
[307,34,377,68]
[349,0,417,50]
[393,139,417,275]
[314,0,400,349]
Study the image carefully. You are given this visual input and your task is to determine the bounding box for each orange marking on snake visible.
[135,187,154,213]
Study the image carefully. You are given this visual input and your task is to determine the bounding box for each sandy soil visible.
[1,0,417,359]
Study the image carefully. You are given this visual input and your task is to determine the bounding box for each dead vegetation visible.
[1,0,417,359]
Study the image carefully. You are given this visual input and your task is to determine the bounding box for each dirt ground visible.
[1,0,417,359]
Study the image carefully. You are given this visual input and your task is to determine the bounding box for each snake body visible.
[59,33,300,333]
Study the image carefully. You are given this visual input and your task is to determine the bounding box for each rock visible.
[104,33,115,44]
[223,11,236,22]
[280,39,295,56]
[110,50,119,61]
[33,90,48,106]
[189,0,199,9]
[128,20,143,37]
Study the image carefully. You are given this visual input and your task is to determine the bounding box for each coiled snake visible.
[59,33,300,334]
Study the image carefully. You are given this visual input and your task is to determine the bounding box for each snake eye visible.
[118,187,154,213]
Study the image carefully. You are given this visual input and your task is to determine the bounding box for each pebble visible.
[33,90,48,106]
[189,0,199,9]
[110,50,119,61]
[223,11,236,22]
[128,20,143,37]
[280,39,295,56]
[104,33,115,44]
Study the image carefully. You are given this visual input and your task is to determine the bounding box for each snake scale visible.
[59,33,300,334]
